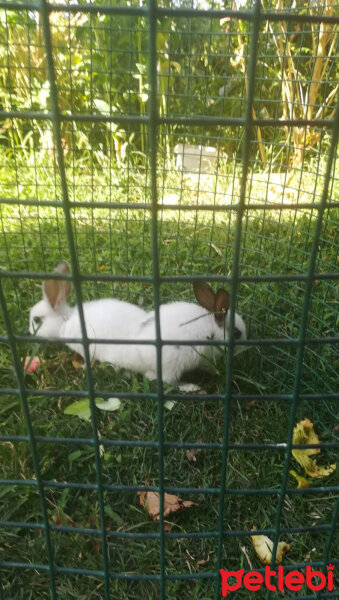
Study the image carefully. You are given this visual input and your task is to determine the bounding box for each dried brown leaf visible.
[138,490,197,521]
[186,439,203,463]
[195,552,213,569]
[72,352,84,370]
[186,443,202,463]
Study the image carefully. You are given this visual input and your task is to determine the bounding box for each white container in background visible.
[174,144,219,173]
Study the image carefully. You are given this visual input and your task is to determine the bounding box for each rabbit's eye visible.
[234,327,242,339]
[33,316,42,325]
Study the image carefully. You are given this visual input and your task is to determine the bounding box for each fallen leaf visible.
[95,397,122,412]
[250,531,291,564]
[138,490,197,521]
[164,400,175,411]
[195,552,213,568]
[304,547,316,561]
[64,397,122,421]
[289,470,310,489]
[72,352,84,370]
[186,448,201,463]
[186,439,202,463]
[293,418,320,453]
[64,399,91,421]
[24,355,41,373]
[292,418,336,478]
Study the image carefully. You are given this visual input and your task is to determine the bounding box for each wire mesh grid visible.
[0,0,338,598]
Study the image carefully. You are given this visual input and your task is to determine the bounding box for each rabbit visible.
[29,261,246,386]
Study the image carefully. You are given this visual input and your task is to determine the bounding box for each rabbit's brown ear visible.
[193,281,216,312]
[43,261,72,308]
[214,289,230,326]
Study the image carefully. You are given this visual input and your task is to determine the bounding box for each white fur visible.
[29,290,246,385]
[136,302,246,383]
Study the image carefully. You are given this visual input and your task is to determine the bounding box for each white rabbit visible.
[136,283,246,385]
[29,261,246,385]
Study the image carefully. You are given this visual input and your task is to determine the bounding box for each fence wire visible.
[0,1,338,599]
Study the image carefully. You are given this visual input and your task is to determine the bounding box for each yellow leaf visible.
[293,418,320,454]
[292,419,336,478]
[250,532,291,565]
[289,470,310,489]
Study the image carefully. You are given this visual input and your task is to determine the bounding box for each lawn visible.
[0,149,338,599]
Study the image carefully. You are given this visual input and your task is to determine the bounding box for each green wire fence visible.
[0,0,338,598]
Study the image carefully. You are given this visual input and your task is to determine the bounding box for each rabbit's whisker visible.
[179,312,210,327]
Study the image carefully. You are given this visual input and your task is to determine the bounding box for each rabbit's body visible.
[138,302,229,383]
[60,299,149,372]
[29,262,246,385]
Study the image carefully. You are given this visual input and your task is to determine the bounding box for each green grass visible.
[0,149,338,599]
